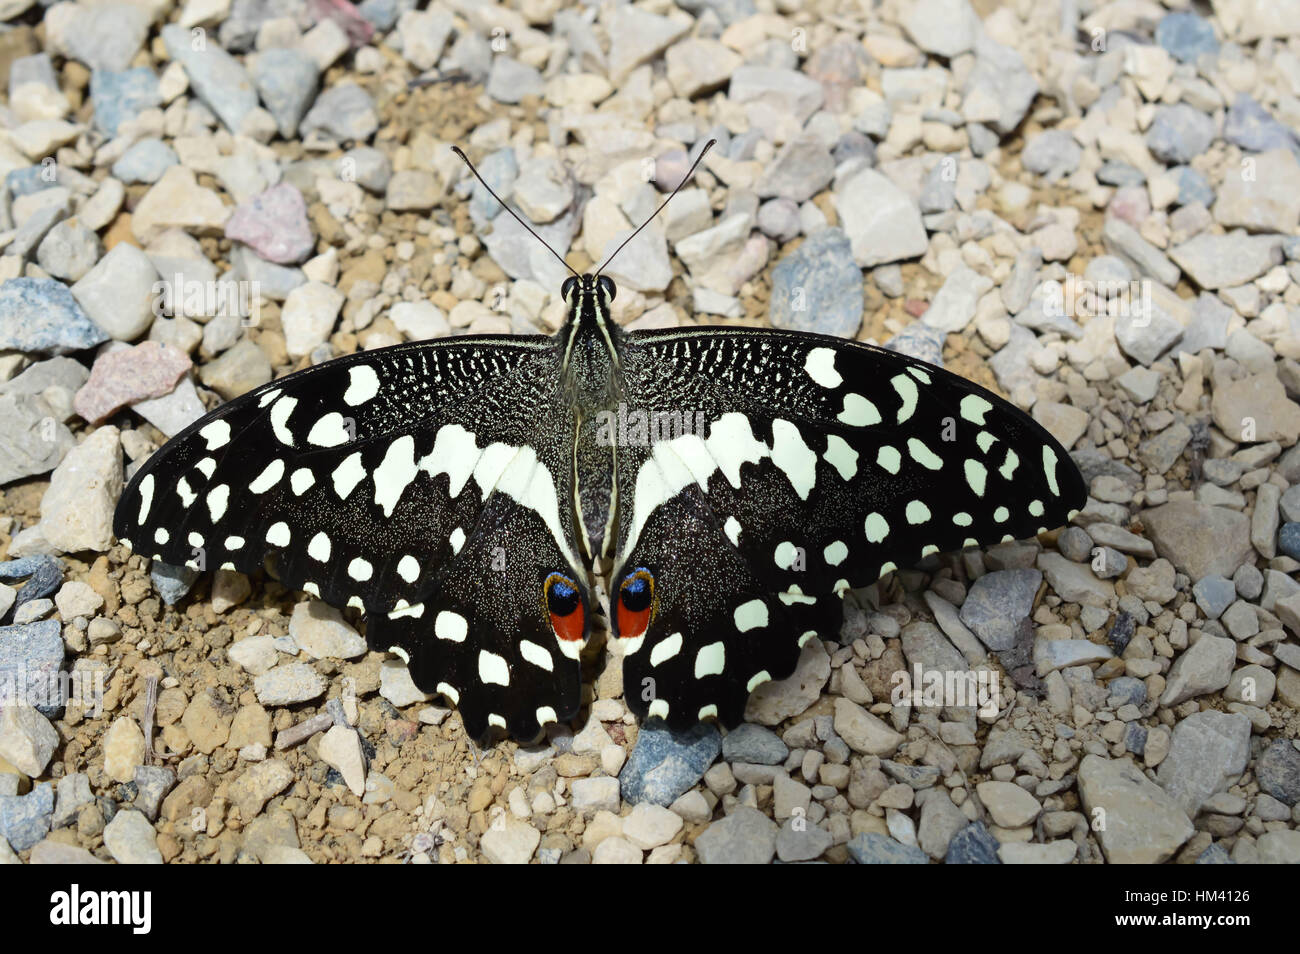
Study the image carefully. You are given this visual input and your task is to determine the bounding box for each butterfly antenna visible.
[451,145,579,278]
[595,138,717,276]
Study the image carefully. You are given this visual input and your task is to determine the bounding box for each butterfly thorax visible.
[559,275,625,567]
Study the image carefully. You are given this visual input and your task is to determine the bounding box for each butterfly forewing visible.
[610,327,1087,726]
[114,335,591,741]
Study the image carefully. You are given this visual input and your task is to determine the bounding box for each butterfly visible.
[113,142,1087,742]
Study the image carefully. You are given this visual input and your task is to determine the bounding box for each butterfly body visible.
[115,273,1086,741]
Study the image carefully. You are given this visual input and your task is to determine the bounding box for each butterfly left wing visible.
[113,336,591,741]
[609,326,1086,730]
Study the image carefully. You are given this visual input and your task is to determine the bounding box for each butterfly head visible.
[562,274,616,310]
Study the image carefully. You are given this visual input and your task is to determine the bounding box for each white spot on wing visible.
[770,419,817,500]
[694,641,725,678]
[650,632,682,666]
[838,393,881,427]
[824,540,848,565]
[1043,445,1060,495]
[207,484,230,522]
[824,435,858,481]
[307,412,350,447]
[449,527,466,553]
[270,396,297,446]
[200,420,230,450]
[348,557,373,581]
[865,512,889,543]
[137,474,155,524]
[960,394,992,425]
[266,522,290,546]
[290,468,315,495]
[374,436,417,518]
[906,500,931,524]
[803,347,842,388]
[723,516,741,547]
[344,364,380,406]
[891,374,918,423]
[332,453,366,500]
[965,459,987,497]
[877,445,901,474]
[308,532,331,561]
[435,611,467,642]
[519,640,554,671]
[478,650,510,686]
[250,459,284,494]
[419,424,479,497]
[733,599,768,632]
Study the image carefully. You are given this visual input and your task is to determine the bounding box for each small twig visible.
[275,713,333,751]
[142,676,159,766]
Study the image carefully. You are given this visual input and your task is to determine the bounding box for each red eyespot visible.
[544,573,584,643]
[616,568,654,641]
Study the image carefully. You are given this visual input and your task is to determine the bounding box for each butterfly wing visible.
[610,327,1087,729]
[114,336,590,741]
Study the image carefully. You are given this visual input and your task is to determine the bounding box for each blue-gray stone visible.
[1170,165,1214,207]
[6,166,59,199]
[1107,676,1147,707]
[1225,94,1299,154]
[944,822,1001,864]
[358,0,416,31]
[229,246,305,301]
[150,562,200,606]
[7,555,63,608]
[918,161,955,213]
[341,146,392,194]
[161,24,259,133]
[1279,522,1300,561]
[769,227,863,338]
[0,555,63,584]
[847,832,929,864]
[721,723,788,765]
[468,148,518,229]
[0,278,109,355]
[1108,612,1135,655]
[1255,740,1300,806]
[0,620,65,709]
[0,782,54,852]
[1156,13,1219,63]
[111,138,178,185]
[133,765,176,822]
[219,0,301,52]
[1195,842,1235,864]
[884,323,944,368]
[1284,237,1300,261]
[831,130,875,167]
[300,82,379,143]
[619,718,721,806]
[1145,104,1215,164]
[251,47,320,139]
[1097,161,1145,187]
[1192,575,1236,619]
[1124,722,1148,756]
[90,67,162,137]
[960,569,1043,651]
[1021,129,1082,181]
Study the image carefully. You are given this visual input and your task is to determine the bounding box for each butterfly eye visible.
[543,572,584,643]
[616,568,654,641]
[597,275,616,302]
[561,276,578,302]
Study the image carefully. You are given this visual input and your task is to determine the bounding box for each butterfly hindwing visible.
[114,335,590,741]
[610,327,1086,725]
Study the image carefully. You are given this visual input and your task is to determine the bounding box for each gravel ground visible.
[1,0,1299,865]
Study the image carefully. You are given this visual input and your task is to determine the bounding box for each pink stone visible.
[74,341,192,425]
[1108,186,1151,228]
[224,183,315,265]
[307,0,375,47]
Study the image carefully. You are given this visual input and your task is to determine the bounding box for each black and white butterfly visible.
[113,145,1086,742]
